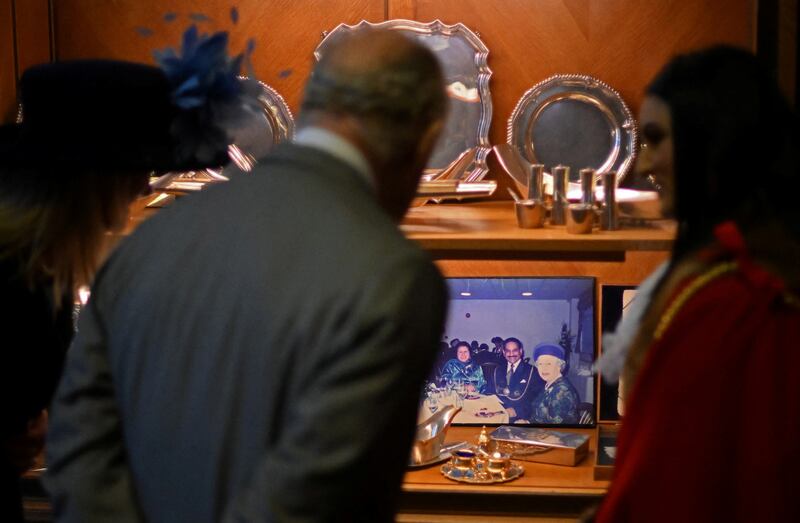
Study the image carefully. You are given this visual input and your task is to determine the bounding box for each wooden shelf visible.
[401,201,675,254]
[121,199,674,263]
[399,426,609,521]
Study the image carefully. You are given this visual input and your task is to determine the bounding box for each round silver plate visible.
[507,74,637,185]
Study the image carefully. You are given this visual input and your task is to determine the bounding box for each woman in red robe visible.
[596,47,800,522]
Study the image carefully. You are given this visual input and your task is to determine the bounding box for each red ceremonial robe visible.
[596,223,800,522]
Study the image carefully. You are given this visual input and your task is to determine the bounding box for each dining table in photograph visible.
[420,392,510,425]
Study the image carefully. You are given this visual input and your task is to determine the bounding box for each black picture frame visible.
[598,284,638,422]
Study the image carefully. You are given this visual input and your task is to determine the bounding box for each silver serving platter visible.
[316,19,493,182]
[224,77,295,173]
[151,78,294,193]
[508,74,637,185]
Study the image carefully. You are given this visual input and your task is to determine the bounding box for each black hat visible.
[0,60,230,173]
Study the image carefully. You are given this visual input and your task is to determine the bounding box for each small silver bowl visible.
[452,449,477,471]
[515,199,546,229]
[566,203,595,234]
[486,451,512,474]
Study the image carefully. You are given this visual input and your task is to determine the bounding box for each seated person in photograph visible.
[440,341,487,393]
[529,343,580,424]
[491,337,544,422]
[596,47,800,522]
[45,28,448,523]
[491,336,505,353]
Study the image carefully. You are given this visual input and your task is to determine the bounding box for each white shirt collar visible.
[293,127,374,190]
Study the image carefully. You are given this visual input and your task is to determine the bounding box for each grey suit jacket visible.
[45,144,447,523]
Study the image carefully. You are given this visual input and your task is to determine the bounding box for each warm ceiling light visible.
[521,292,533,297]
[460,292,472,297]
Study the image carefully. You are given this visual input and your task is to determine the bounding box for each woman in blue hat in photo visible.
[529,343,580,424]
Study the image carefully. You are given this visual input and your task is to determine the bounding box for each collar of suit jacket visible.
[293,126,374,191]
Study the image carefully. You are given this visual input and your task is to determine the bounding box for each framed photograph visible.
[418,277,596,427]
[594,424,619,480]
[598,285,638,421]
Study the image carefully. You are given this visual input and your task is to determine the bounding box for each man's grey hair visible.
[300,31,447,167]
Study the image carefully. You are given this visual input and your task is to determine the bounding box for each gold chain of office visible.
[653,261,738,341]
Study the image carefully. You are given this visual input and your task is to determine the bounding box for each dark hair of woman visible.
[622,46,800,394]
[454,340,472,353]
[646,45,800,265]
[0,166,148,310]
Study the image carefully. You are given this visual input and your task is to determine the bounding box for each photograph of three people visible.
[419,277,597,427]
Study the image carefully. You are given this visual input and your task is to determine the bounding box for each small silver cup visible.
[580,168,596,205]
[452,449,477,471]
[527,164,545,201]
[600,171,619,231]
[551,165,569,225]
[515,200,546,228]
[566,203,594,234]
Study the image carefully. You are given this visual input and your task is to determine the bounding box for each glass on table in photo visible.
[443,379,454,394]
[427,390,439,413]
[459,380,470,397]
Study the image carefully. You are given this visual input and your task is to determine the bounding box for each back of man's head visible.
[300,29,447,219]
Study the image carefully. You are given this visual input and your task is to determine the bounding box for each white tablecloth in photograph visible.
[419,393,509,425]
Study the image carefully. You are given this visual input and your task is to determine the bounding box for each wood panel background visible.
[0,0,52,123]
[436,251,667,287]
[404,0,754,167]
[2,0,760,192]
[49,0,385,115]
[0,0,15,123]
[14,0,51,75]
[45,0,757,117]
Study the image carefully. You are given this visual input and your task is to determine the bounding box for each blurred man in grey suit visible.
[46,29,448,523]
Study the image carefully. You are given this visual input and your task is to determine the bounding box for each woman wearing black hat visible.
[0,56,241,521]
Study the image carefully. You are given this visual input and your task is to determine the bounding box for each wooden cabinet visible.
[396,202,672,521]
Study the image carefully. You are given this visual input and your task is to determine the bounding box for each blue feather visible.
[153,22,260,163]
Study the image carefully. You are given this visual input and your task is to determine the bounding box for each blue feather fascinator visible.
[154,24,261,165]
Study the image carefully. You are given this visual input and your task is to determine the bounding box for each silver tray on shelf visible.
[151,78,294,193]
[507,74,637,186]
[225,77,294,173]
[317,19,493,183]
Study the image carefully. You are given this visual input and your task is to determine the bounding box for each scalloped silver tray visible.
[317,19,492,183]
[441,461,524,484]
[507,74,637,186]
[224,77,294,173]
